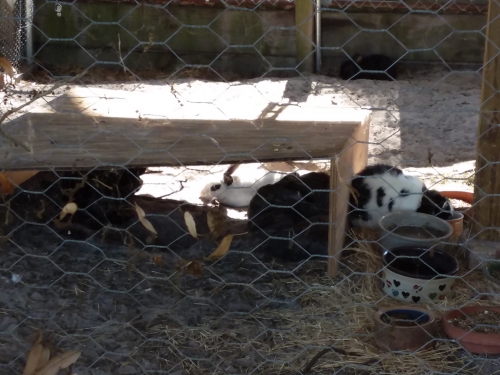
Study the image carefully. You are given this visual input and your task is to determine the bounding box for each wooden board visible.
[295,0,315,73]
[328,115,369,276]
[1,87,371,170]
[472,0,500,241]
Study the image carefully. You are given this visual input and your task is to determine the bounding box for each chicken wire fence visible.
[0,0,498,374]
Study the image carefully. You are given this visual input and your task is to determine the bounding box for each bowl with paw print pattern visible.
[381,247,460,303]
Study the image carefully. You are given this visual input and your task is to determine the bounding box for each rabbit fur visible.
[340,54,397,81]
[247,172,330,261]
[349,164,454,228]
[200,164,288,208]
[246,164,453,261]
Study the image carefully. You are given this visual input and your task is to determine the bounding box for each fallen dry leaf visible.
[135,202,157,235]
[153,254,165,266]
[207,212,216,233]
[2,170,38,187]
[0,173,15,196]
[176,259,203,277]
[184,211,198,239]
[206,234,233,261]
[34,331,44,345]
[23,332,46,375]
[0,56,16,78]
[36,350,81,375]
[23,343,44,375]
[59,202,78,220]
[206,208,227,240]
[35,347,50,372]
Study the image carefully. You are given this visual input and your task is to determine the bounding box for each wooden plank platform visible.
[1,87,370,171]
[1,86,370,275]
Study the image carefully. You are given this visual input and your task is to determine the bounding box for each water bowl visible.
[378,212,453,251]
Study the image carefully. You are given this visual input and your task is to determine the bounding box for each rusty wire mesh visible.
[0,0,498,374]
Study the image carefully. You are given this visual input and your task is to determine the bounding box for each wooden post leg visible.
[472,0,500,241]
[295,0,315,73]
[327,158,353,277]
[328,158,341,276]
[327,118,370,277]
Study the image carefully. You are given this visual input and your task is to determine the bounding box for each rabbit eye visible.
[211,184,221,191]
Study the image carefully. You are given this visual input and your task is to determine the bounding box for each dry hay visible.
[143,226,495,375]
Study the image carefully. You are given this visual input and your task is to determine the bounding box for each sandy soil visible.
[0,69,493,375]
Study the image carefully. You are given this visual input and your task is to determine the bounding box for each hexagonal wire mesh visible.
[0,0,499,373]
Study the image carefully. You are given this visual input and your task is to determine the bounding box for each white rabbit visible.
[200,164,288,208]
[349,164,453,228]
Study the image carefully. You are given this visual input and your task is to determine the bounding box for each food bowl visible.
[443,306,500,354]
[381,247,460,303]
[378,212,453,251]
[373,306,437,352]
[446,212,464,243]
[439,190,473,219]
[439,191,473,204]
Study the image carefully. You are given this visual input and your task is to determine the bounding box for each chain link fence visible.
[0,0,498,374]
[0,0,31,67]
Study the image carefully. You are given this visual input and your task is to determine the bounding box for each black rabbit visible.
[246,165,453,262]
[340,54,397,81]
[247,172,330,261]
[248,164,453,261]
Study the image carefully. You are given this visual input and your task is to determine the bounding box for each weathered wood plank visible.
[327,114,369,276]
[295,0,315,72]
[472,0,500,241]
[1,87,370,170]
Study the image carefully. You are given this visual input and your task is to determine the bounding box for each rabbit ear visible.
[223,163,240,186]
[223,173,234,186]
[225,163,241,176]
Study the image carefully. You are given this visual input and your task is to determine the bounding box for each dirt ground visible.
[0,68,496,375]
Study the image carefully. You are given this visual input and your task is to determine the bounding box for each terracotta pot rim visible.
[439,191,474,204]
[375,306,436,329]
[446,212,464,221]
[443,306,500,342]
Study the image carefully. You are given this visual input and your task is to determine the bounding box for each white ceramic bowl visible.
[381,247,460,303]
